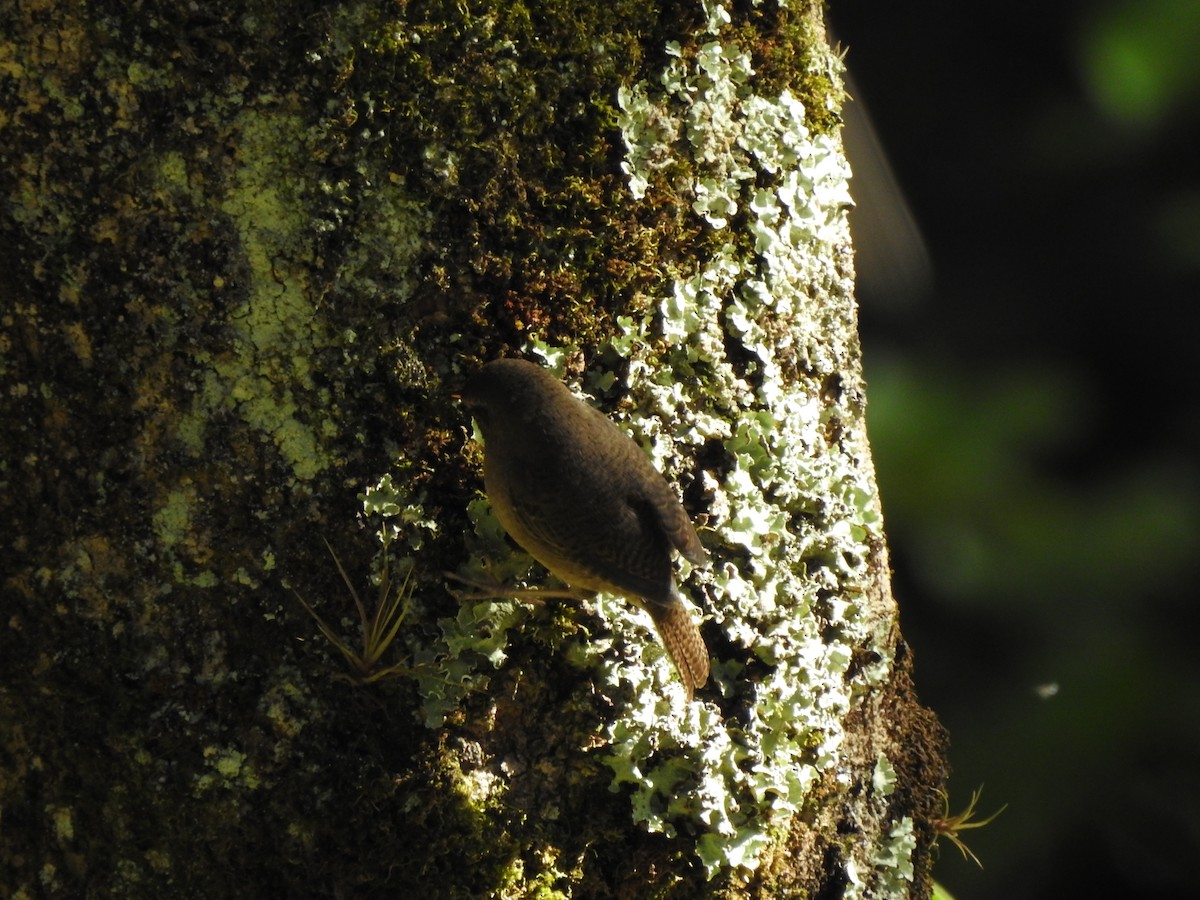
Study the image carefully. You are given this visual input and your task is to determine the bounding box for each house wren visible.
[460,358,710,698]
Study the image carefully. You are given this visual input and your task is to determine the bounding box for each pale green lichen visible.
[873,752,899,797]
[168,103,425,487]
[356,470,530,727]
[587,0,883,877]
[846,816,917,898]
[360,472,441,553]
[180,106,336,482]
[325,177,430,302]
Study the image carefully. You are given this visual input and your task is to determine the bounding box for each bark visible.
[1,1,947,897]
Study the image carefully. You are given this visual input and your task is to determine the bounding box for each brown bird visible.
[459,358,710,698]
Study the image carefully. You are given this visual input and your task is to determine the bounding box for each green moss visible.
[317,0,687,351]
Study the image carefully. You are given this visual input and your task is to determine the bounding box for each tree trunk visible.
[1,1,947,897]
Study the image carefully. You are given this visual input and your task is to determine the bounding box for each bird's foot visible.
[443,570,585,603]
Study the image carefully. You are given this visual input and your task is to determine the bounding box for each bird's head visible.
[458,358,551,435]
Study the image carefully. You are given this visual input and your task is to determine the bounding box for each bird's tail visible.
[649,597,709,700]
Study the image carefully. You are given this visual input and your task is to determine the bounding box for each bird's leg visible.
[444,569,590,603]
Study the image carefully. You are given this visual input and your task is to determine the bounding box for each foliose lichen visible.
[846,815,917,898]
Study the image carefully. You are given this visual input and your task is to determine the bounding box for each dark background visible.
[830,1,1200,897]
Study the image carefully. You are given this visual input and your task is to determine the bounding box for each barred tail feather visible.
[650,598,709,700]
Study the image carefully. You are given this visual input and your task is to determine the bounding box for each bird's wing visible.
[630,473,707,568]
[575,398,707,567]
[507,486,677,607]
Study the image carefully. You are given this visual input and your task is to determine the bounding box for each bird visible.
[458,358,710,699]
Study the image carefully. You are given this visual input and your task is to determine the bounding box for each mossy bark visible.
[1,1,947,897]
